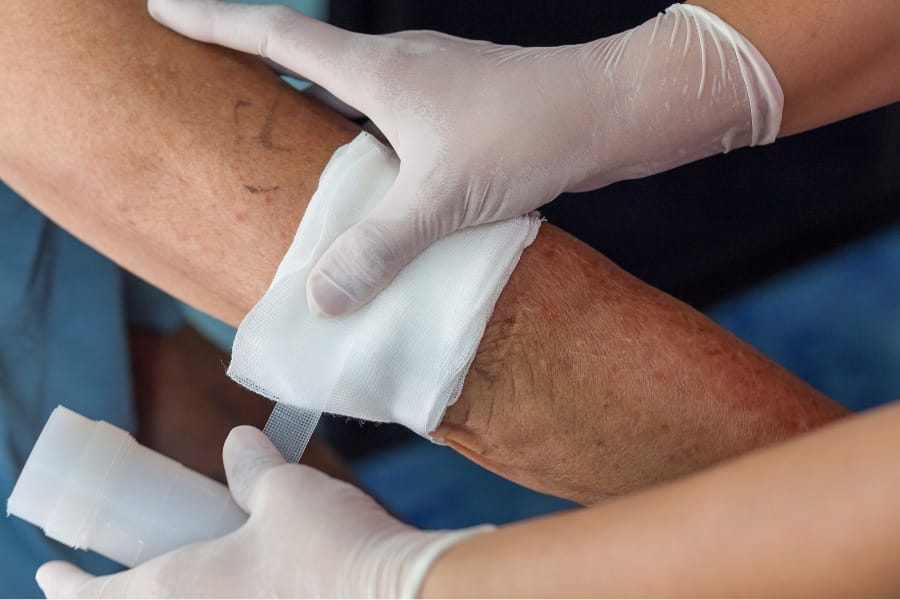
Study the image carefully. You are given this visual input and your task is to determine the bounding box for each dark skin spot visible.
[258,97,292,152]
[472,364,498,385]
[233,97,292,152]
[243,184,281,194]
[233,99,252,126]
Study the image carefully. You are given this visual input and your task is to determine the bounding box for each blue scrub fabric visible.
[0,186,144,596]
[0,188,241,598]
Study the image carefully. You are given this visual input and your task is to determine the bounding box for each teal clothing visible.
[0,187,235,597]
[1,187,141,596]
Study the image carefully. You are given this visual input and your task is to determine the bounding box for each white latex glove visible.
[148,0,782,317]
[35,426,490,598]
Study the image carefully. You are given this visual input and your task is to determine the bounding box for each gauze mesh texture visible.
[229,132,541,438]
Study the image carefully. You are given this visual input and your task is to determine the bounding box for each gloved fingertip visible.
[147,0,184,26]
[224,427,285,512]
[307,270,359,318]
[36,561,88,599]
[224,425,277,456]
[146,0,162,22]
[34,564,53,597]
[147,0,217,34]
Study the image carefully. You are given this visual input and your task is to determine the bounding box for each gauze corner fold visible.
[228,132,541,450]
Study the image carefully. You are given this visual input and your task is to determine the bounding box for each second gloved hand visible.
[148,0,782,316]
[36,426,489,598]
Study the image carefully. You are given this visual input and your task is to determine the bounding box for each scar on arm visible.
[232,98,293,152]
[233,99,252,126]
[232,100,285,196]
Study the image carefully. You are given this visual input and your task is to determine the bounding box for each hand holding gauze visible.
[148,0,782,316]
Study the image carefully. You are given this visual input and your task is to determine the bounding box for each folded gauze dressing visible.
[229,133,541,455]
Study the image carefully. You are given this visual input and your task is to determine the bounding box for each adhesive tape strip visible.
[263,402,320,463]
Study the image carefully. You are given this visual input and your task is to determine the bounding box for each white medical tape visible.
[229,132,541,458]
[263,402,320,463]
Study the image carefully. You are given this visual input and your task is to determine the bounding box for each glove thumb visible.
[306,173,451,317]
[36,561,96,599]
[222,426,285,514]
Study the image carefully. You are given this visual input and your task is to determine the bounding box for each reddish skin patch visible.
[235,212,247,222]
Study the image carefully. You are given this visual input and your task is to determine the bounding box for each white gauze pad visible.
[229,132,541,450]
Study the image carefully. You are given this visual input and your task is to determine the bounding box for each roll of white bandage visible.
[229,133,541,453]
[7,406,247,567]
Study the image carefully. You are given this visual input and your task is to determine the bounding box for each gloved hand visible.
[148,0,782,317]
[36,426,490,598]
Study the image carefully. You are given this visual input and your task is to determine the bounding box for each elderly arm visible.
[0,0,357,326]
[0,0,847,504]
[438,226,847,503]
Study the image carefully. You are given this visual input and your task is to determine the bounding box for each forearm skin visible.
[436,226,847,504]
[689,0,900,136]
[1,1,847,504]
[0,0,357,325]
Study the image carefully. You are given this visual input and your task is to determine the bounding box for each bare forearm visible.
[438,226,847,504]
[424,400,900,597]
[0,1,846,504]
[690,0,900,136]
[0,0,357,325]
